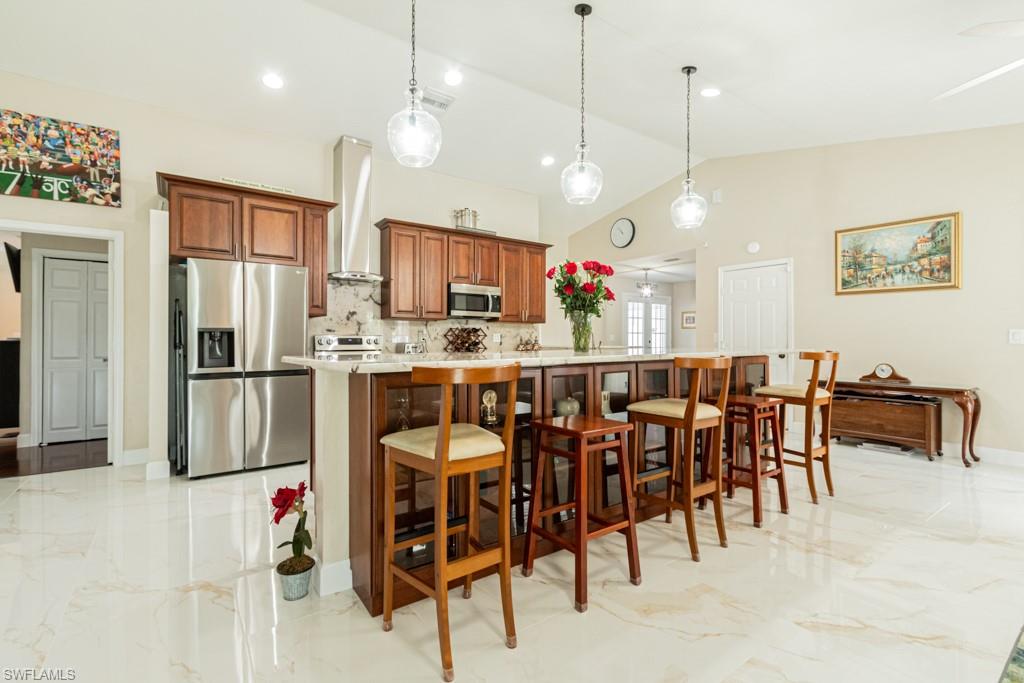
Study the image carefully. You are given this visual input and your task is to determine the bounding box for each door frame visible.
[717,257,795,380]
[0,218,125,466]
[38,251,109,449]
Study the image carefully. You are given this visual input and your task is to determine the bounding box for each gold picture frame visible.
[835,212,961,295]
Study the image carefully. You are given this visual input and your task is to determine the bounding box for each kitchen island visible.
[284,349,772,612]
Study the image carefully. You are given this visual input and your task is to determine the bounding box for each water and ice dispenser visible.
[197,328,235,369]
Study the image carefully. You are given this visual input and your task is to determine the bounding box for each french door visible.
[624,295,671,352]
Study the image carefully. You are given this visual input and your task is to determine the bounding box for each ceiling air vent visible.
[421,87,455,116]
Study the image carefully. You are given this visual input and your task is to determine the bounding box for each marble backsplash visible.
[308,280,540,353]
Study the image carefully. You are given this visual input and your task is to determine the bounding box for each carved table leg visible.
[968,392,981,462]
[952,393,974,468]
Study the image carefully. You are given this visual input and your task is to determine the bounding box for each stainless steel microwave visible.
[448,283,501,319]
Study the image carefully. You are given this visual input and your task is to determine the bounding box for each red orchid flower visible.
[271,486,298,524]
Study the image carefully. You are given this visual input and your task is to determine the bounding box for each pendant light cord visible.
[579,10,586,148]
[409,0,418,90]
[685,68,692,181]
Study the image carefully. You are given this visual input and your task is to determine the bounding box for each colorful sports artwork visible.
[0,108,121,207]
[835,213,961,294]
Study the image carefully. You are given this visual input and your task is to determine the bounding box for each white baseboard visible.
[313,558,352,596]
[119,448,150,466]
[16,433,36,448]
[145,460,171,480]
[790,423,1024,464]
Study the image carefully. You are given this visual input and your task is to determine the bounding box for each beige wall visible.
[672,281,697,351]
[569,123,1024,451]
[372,158,539,241]
[0,232,19,340]
[17,233,108,434]
[0,70,332,452]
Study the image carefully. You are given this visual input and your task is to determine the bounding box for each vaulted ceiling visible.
[4,0,1022,234]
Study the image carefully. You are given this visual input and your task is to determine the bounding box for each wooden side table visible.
[724,394,788,528]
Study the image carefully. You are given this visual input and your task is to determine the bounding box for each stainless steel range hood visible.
[329,136,382,282]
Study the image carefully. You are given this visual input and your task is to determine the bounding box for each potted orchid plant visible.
[547,260,616,352]
[271,480,315,600]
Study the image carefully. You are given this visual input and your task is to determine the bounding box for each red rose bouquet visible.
[547,260,616,351]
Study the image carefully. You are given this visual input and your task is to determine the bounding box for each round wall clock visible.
[610,217,636,248]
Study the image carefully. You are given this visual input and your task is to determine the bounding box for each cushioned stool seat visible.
[381,423,505,461]
[754,383,830,400]
[626,398,721,421]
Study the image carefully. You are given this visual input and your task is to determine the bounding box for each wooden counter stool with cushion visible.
[381,363,521,682]
[754,351,839,504]
[723,394,788,527]
[521,416,640,613]
[627,356,732,562]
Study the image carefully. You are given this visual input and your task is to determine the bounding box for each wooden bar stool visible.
[521,416,641,613]
[381,364,521,682]
[754,351,840,504]
[627,356,731,562]
[723,394,788,527]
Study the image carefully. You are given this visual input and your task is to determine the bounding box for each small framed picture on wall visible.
[681,311,697,329]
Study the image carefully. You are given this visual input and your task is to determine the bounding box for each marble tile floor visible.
[1,440,1022,682]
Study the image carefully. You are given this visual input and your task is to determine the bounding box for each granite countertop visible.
[284,348,743,374]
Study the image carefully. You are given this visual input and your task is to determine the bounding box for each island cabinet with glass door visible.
[345,356,768,616]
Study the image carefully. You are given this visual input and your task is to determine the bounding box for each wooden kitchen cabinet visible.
[499,244,548,323]
[166,183,242,261]
[476,239,500,287]
[242,196,304,266]
[524,246,547,322]
[377,217,550,321]
[304,207,328,317]
[499,243,526,322]
[158,173,336,318]
[379,220,449,320]
[449,235,500,287]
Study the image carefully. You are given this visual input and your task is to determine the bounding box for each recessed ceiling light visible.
[541,155,555,167]
[261,72,284,90]
[934,57,1024,100]
[444,68,464,86]
[700,87,721,98]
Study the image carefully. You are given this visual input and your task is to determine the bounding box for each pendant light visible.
[387,0,442,168]
[670,66,708,229]
[561,4,603,205]
[636,269,657,298]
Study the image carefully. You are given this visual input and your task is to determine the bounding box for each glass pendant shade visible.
[671,178,708,230]
[387,88,442,168]
[561,143,603,205]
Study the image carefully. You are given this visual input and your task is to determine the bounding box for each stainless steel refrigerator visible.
[169,259,310,477]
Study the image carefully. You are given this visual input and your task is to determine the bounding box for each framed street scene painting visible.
[835,213,961,294]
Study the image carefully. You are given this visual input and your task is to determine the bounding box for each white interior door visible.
[719,260,792,383]
[624,295,672,352]
[86,262,108,439]
[42,257,107,444]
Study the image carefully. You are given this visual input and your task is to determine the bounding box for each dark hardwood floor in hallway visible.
[0,436,109,478]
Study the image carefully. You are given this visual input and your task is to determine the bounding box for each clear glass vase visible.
[569,310,592,352]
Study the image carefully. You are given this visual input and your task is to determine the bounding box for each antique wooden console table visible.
[830,379,981,468]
